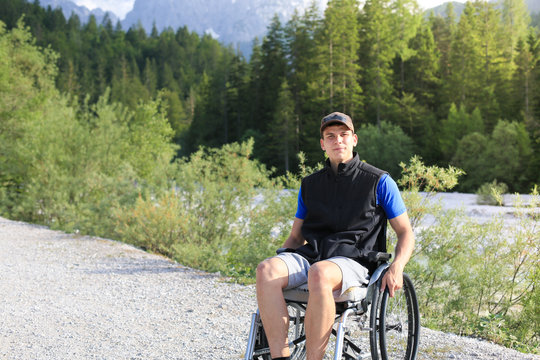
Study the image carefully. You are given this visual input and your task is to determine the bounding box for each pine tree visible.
[142,58,158,95]
[268,80,297,173]
[224,54,250,142]
[391,0,422,94]
[513,33,538,120]
[284,4,322,165]
[259,15,287,127]
[245,38,263,135]
[403,23,440,110]
[186,72,222,151]
[245,16,289,164]
[391,18,440,160]
[501,0,531,65]
[160,88,188,147]
[429,3,456,80]
[475,0,508,127]
[360,0,395,126]
[439,103,484,160]
[444,2,483,115]
[515,31,540,185]
[110,56,148,109]
[309,0,362,119]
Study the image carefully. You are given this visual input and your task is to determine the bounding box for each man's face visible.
[320,124,358,165]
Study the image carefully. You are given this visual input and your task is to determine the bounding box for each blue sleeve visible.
[376,174,407,220]
[295,186,307,219]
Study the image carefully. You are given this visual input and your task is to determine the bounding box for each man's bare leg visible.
[256,257,290,358]
[305,261,343,360]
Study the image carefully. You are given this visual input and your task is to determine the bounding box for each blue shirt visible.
[295,173,406,220]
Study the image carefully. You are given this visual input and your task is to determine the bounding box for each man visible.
[256,112,414,360]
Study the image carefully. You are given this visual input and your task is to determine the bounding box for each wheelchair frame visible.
[244,260,420,360]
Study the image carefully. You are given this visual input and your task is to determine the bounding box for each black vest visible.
[294,154,388,272]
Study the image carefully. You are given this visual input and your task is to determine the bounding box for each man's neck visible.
[330,161,340,174]
[329,155,355,174]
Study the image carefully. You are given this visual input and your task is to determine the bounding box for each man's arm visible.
[381,212,415,297]
[282,217,306,249]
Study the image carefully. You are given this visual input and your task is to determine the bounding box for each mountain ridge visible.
[121,0,328,54]
[36,0,539,57]
[40,0,119,25]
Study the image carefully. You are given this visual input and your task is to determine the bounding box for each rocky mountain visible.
[39,0,119,25]
[121,0,327,54]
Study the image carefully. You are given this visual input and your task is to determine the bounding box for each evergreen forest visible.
[1,0,539,192]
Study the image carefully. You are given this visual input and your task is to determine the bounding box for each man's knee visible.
[256,257,288,286]
[307,261,341,293]
[256,259,273,281]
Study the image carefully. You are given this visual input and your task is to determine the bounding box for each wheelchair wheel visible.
[376,273,420,360]
[252,303,307,360]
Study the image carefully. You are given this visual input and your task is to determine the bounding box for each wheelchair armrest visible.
[368,252,392,263]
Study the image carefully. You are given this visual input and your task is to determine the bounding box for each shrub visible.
[0,22,177,236]
[398,158,539,352]
[115,139,298,282]
[476,180,508,205]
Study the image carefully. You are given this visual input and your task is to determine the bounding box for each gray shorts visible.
[274,252,370,297]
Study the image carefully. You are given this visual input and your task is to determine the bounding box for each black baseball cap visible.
[320,112,354,136]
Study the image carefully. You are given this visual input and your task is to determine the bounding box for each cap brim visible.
[321,120,354,133]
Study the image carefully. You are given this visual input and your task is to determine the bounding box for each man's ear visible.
[320,138,325,151]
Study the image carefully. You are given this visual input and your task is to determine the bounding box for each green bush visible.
[398,158,539,352]
[0,22,177,236]
[115,139,299,282]
[476,180,508,205]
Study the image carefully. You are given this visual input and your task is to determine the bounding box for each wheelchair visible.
[244,251,420,360]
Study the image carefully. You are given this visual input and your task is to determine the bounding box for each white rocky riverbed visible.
[0,212,538,359]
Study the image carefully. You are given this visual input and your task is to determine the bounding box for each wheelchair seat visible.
[282,258,390,304]
[283,283,368,304]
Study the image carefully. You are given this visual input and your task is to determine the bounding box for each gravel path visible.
[0,216,538,359]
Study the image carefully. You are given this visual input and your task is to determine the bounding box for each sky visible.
[72,0,469,20]
[72,0,135,19]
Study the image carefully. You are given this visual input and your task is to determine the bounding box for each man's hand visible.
[383,212,414,298]
[380,262,404,298]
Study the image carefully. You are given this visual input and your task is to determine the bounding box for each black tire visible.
[369,285,381,359]
[377,273,420,360]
